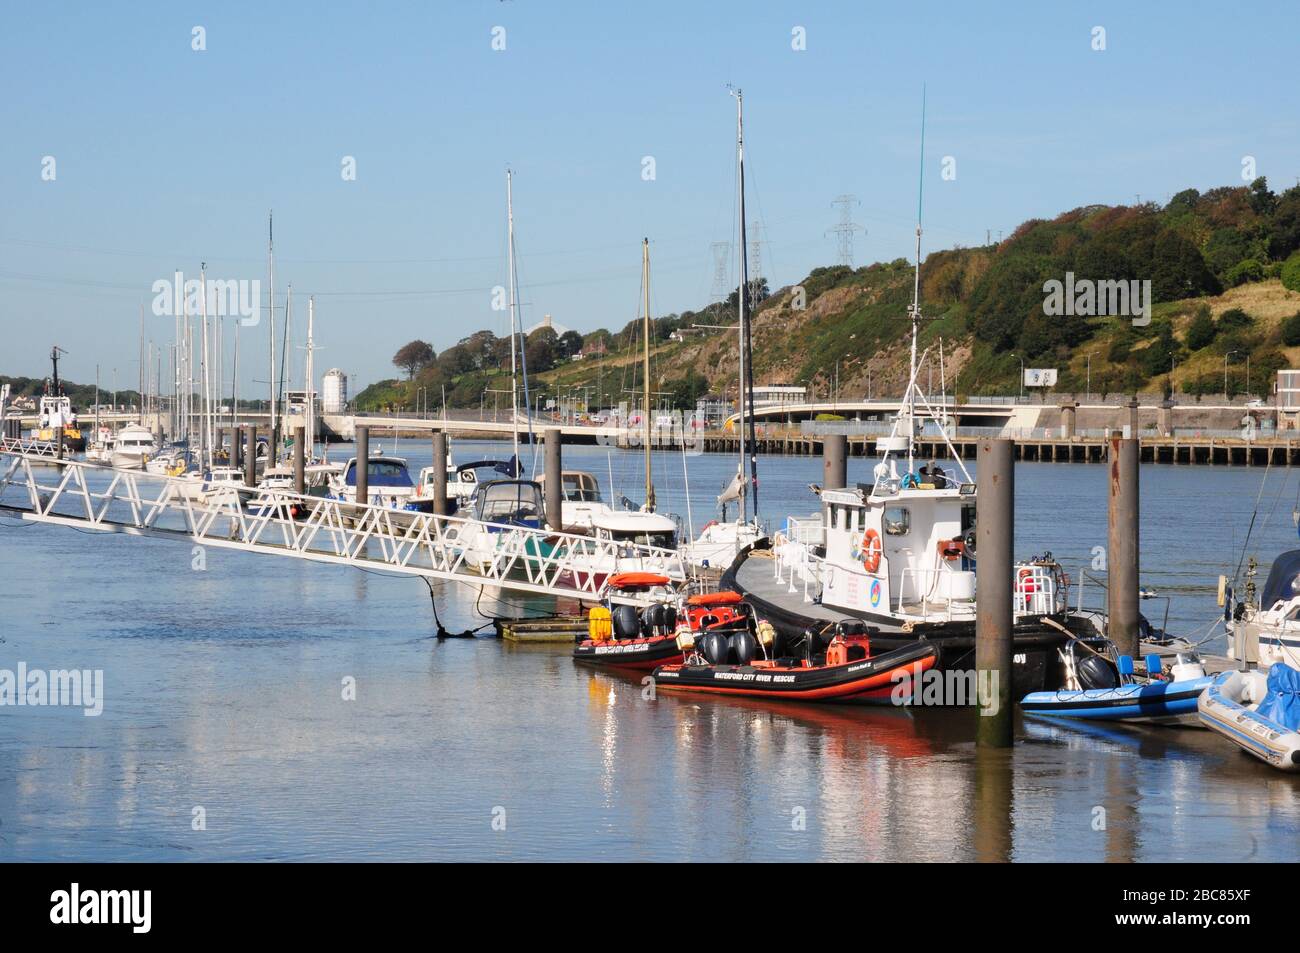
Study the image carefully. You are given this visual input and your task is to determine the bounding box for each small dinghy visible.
[653,620,937,704]
[1021,644,1212,727]
[1198,664,1300,771]
[572,574,693,671]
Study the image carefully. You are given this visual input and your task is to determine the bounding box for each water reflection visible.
[4,442,1300,859]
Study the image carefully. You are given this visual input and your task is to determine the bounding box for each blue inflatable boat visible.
[1021,652,1212,726]
[1198,664,1300,771]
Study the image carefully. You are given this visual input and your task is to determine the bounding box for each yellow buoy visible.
[588,606,613,642]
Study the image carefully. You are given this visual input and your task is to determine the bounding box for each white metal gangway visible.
[0,448,693,603]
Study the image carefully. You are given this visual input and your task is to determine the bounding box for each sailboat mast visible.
[231,321,240,450]
[306,295,315,459]
[733,87,759,520]
[268,211,277,460]
[642,238,654,512]
[200,263,211,467]
[506,170,521,465]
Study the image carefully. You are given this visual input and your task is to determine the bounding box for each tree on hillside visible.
[1273,192,1300,261]
[666,371,710,410]
[968,254,1054,350]
[557,329,584,359]
[393,340,435,379]
[1185,304,1216,350]
[525,326,558,373]
[1150,229,1220,301]
[437,344,475,377]
[459,330,500,370]
[1248,177,1278,217]
[1140,323,1182,378]
[1217,307,1253,332]
[1282,253,1300,294]
[1281,312,1300,348]
[1165,188,1200,217]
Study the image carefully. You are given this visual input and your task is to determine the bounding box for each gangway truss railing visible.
[0,449,692,604]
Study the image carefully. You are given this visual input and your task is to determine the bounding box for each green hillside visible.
[356,177,1300,411]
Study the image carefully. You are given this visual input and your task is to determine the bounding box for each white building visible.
[752,384,806,408]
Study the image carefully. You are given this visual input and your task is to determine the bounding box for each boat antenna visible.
[905,85,926,474]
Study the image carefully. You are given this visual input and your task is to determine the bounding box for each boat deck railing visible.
[0,447,692,604]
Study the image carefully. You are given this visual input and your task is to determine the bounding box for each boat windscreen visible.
[345,460,412,488]
[1262,550,1300,609]
[475,483,543,522]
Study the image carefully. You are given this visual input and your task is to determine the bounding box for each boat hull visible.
[725,546,1083,695]
[573,634,682,671]
[1021,676,1213,726]
[652,641,937,704]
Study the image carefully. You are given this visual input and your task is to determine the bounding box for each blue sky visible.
[2,1,1297,393]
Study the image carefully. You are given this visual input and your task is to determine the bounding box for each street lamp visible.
[1011,353,1024,400]
[1225,350,1240,398]
[1086,351,1095,402]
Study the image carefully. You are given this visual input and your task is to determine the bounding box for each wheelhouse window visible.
[884,506,910,536]
[610,530,676,549]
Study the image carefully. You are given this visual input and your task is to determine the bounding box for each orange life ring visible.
[861,529,882,573]
[687,590,744,606]
[938,538,965,561]
[607,572,671,590]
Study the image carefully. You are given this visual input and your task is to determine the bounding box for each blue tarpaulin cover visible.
[1257,664,1300,732]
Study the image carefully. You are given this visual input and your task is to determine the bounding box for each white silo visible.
[322,368,348,413]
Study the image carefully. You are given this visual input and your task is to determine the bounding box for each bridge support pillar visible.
[1157,399,1174,437]
[823,433,847,490]
[1060,401,1078,439]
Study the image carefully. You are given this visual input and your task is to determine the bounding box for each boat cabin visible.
[818,480,976,621]
[472,479,545,529]
[538,470,607,532]
[592,511,678,551]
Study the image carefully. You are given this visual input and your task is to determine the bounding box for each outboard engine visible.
[699,631,731,665]
[659,604,677,633]
[730,631,758,665]
[611,604,641,641]
[1077,654,1120,690]
[642,603,664,635]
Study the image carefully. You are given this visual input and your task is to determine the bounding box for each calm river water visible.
[1,439,1297,861]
